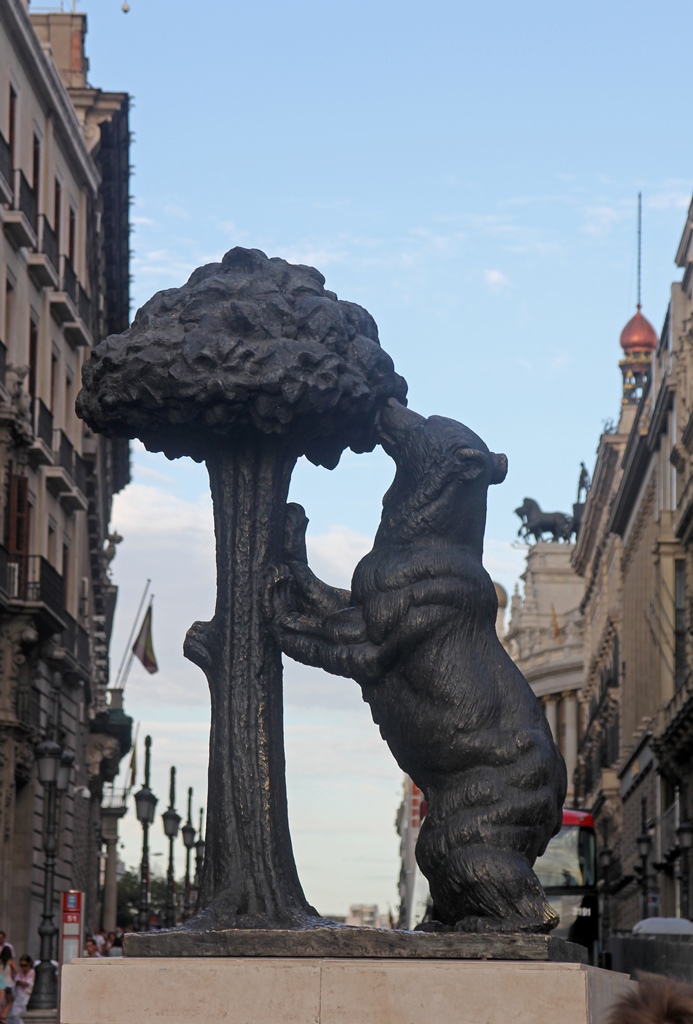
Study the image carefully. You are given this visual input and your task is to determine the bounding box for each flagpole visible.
[114,579,151,689]
[125,721,140,795]
[120,595,154,690]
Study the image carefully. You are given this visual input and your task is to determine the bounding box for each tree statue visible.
[77,247,407,929]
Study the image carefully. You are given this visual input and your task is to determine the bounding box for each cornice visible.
[1,0,99,192]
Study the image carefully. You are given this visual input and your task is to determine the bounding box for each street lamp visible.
[134,736,157,932]
[30,738,72,1010]
[194,807,205,889]
[637,798,653,919]
[678,819,693,919]
[181,788,196,921]
[598,843,613,967]
[162,767,181,929]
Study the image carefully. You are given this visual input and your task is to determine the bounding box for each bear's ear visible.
[455,448,487,480]
[490,453,508,485]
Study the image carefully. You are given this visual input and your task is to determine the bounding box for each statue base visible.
[123,926,587,963]
[61,956,634,1024]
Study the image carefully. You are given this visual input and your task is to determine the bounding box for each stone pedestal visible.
[61,957,634,1024]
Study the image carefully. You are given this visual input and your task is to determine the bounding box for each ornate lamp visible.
[598,846,613,873]
[636,831,652,859]
[162,805,182,839]
[31,735,65,1009]
[162,767,181,927]
[135,736,157,931]
[57,750,75,793]
[678,821,693,851]
[135,784,158,826]
[181,788,196,921]
[678,819,693,920]
[35,739,62,785]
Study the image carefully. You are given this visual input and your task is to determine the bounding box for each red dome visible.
[620,306,658,353]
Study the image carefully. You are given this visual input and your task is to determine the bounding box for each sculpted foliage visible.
[77,247,407,466]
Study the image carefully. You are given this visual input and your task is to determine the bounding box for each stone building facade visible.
[0,0,130,954]
[505,543,584,803]
[572,198,693,930]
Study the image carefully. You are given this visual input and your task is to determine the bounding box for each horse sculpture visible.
[515,497,572,543]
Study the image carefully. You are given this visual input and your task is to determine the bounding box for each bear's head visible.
[375,399,507,550]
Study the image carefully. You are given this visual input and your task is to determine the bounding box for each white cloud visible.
[307,525,372,590]
[580,203,623,237]
[550,351,572,371]
[646,188,691,212]
[484,268,511,290]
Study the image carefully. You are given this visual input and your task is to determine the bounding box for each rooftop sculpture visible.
[78,247,566,938]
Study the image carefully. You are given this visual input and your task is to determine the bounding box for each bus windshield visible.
[534,825,596,889]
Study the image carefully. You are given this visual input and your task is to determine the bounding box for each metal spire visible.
[637,192,642,311]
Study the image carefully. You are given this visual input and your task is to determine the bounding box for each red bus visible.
[534,809,599,963]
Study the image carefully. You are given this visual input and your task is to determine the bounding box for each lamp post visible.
[598,842,613,968]
[678,818,693,919]
[134,735,157,932]
[181,787,196,921]
[162,767,181,929]
[194,807,205,889]
[636,797,653,919]
[30,740,73,1010]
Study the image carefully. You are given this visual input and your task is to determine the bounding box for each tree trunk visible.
[184,436,317,928]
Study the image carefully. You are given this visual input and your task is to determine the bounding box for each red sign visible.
[59,891,85,965]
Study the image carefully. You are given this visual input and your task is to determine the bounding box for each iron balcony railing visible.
[74,452,88,495]
[5,552,65,620]
[0,131,10,188]
[77,623,90,666]
[16,170,36,228]
[38,215,58,273]
[78,284,92,329]
[34,398,53,449]
[102,785,129,812]
[63,611,90,670]
[15,678,41,730]
[0,544,8,595]
[61,255,77,302]
[55,429,74,475]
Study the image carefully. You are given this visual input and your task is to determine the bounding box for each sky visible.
[49,0,693,916]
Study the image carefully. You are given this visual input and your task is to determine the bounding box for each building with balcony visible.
[572,200,693,934]
[0,0,131,953]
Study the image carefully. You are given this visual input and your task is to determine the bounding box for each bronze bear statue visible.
[271,398,566,933]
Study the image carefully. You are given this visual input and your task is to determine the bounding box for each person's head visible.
[85,939,98,957]
[607,974,693,1024]
[0,947,11,967]
[107,932,116,943]
[19,957,32,973]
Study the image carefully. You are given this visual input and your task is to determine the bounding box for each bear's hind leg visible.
[429,843,558,934]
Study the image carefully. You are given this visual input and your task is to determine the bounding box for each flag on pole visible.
[132,603,158,674]
[128,723,140,790]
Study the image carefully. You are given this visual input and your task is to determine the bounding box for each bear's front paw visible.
[263,563,297,628]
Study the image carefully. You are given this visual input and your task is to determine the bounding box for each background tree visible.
[116,869,168,930]
[78,247,407,928]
